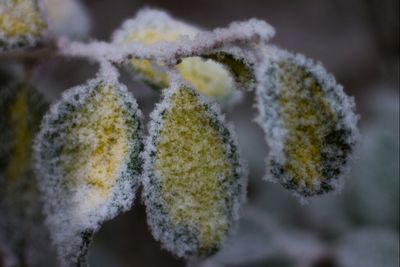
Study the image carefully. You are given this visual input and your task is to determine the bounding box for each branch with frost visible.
[58,18,273,64]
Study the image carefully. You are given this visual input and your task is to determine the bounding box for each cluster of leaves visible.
[0,1,359,266]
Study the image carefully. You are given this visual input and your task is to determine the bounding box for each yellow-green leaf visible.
[202,49,256,91]
[0,0,47,52]
[142,83,246,258]
[0,81,48,186]
[0,81,54,266]
[255,48,359,197]
[34,71,143,266]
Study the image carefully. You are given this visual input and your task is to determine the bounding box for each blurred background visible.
[0,0,399,266]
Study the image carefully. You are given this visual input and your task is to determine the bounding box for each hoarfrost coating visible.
[33,65,144,266]
[142,78,247,258]
[254,46,359,197]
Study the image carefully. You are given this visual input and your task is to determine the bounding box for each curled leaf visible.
[34,66,143,266]
[255,47,359,197]
[0,0,47,52]
[202,47,256,91]
[142,82,247,258]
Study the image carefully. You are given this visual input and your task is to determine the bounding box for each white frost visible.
[254,45,359,198]
[59,8,274,65]
[33,65,143,266]
[141,76,248,258]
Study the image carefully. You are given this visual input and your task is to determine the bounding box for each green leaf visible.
[0,81,48,186]
[142,82,247,258]
[0,0,47,52]
[255,47,359,197]
[34,67,144,266]
[0,82,55,266]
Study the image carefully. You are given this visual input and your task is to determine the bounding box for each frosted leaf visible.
[201,46,257,91]
[0,82,56,267]
[42,0,91,39]
[34,66,144,266]
[112,8,199,89]
[112,8,199,46]
[176,57,243,105]
[142,82,247,258]
[0,0,47,52]
[112,8,243,105]
[337,228,399,267]
[255,47,359,197]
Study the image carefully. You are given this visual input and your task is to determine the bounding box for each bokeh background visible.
[1,0,399,266]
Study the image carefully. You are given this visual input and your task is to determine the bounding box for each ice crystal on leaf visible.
[255,47,359,197]
[56,8,358,200]
[142,79,247,258]
[34,64,143,266]
[0,0,47,52]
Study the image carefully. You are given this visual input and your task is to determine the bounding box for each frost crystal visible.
[142,81,247,258]
[34,65,143,266]
[42,0,91,39]
[255,47,359,197]
[0,0,47,52]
